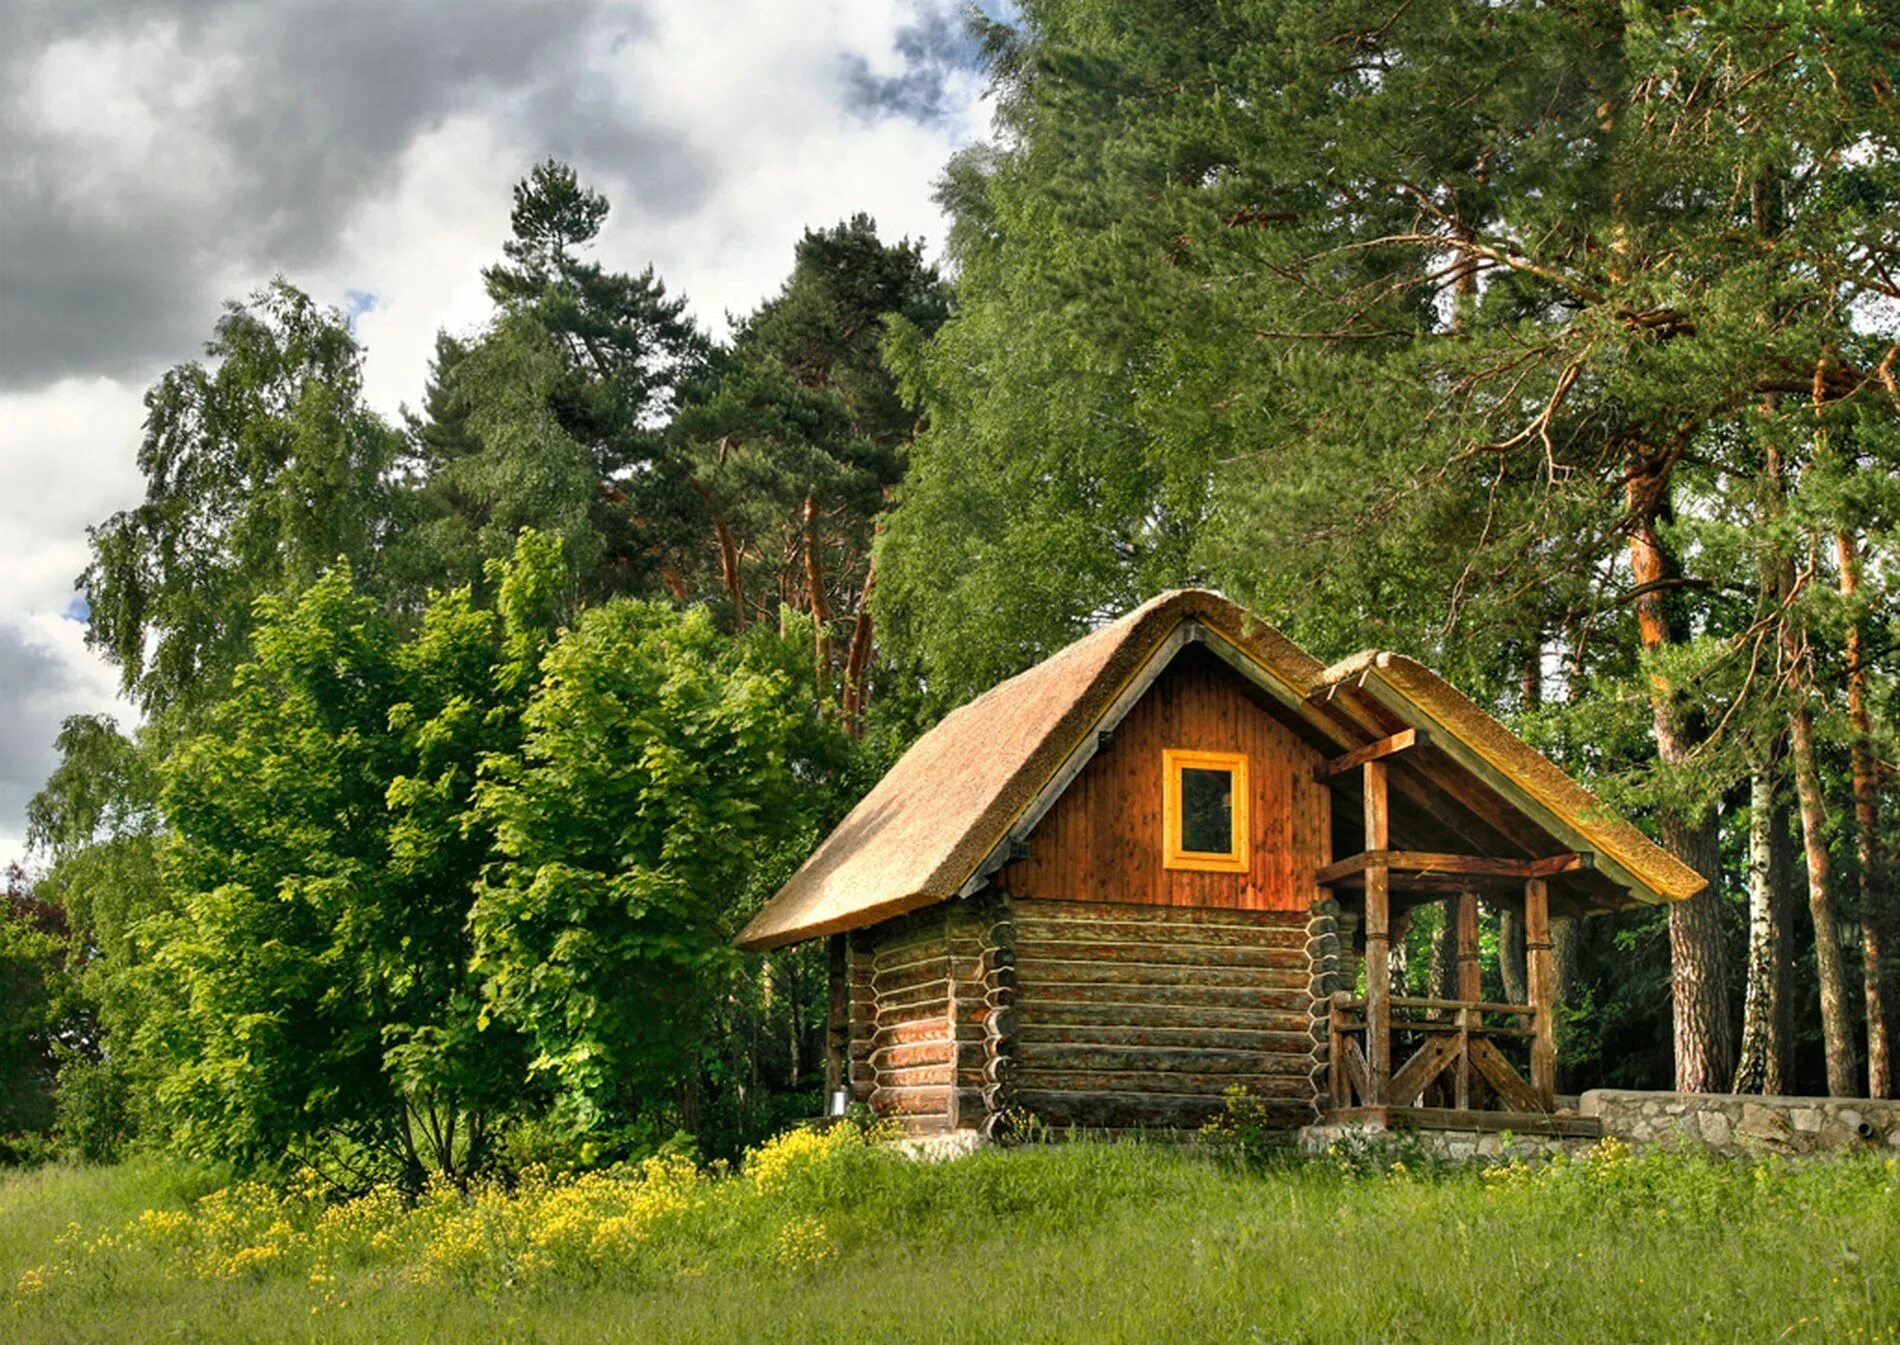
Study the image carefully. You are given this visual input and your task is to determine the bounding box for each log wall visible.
[1006,897,1327,1131]
[846,896,1013,1133]
[1000,647,1331,911]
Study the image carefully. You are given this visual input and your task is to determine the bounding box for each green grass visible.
[3,1133,1895,1344]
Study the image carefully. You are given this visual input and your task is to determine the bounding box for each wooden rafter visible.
[1316,727,1427,779]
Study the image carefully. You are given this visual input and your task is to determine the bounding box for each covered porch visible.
[1313,730,1625,1139]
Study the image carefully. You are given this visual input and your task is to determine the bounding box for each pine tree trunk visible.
[840,555,878,736]
[1788,696,1858,1096]
[1552,917,1581,1004]
[1430,900,1459,1001]
[1764,444,1857,1097]
[1552,915,1582,1094]
[1734,763,1791,1094]
[1627,471,1733,1090]
[1838,529,1893,1097]
[1769,796,1798,1095]
[1388,909,1413,999]
[802,494,833,690]
[1498,905,1527,1005]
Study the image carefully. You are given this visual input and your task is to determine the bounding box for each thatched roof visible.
[735,590,1703,951]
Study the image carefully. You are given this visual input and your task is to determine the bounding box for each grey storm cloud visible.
[842,2,990,123]
[0,0,712,391]
[0,622,71,847]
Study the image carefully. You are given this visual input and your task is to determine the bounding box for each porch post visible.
[1454,889,1481,1110]
[1524,878,1556,1111]
[1363,760,1391,1106]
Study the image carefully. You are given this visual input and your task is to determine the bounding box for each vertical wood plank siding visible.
[1001,648,1331,911]
[1008,897,1324,1131]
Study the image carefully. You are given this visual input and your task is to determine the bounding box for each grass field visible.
[3,1128,1896,1344]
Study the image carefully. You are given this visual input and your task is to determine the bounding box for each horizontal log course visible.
[875,1062,955,1090]
[870,921,959,960]
[1013,897,1308,928]
[871,1041,955,1071]
[873,958,953,995]
[1011,915,1308,951]
[1017,1023,1318,1054]
[1019,981,1312,1013]
[869,1086,952,1117]
[873,979,954,1013]
[1013,1068,1314,1099]
[1016,957,1309,994]
[1016,1043,1317,1077]
[866,1011,951,1041]
[1019,999,1315,1033]
[1015,939,1307,971]
[865,1019,987,1050]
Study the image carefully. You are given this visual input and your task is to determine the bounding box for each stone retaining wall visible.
[1296,1124,1596,1163]
[1581,1089,1900,1157]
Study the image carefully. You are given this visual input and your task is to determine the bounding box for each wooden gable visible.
[1000,645,1331,912]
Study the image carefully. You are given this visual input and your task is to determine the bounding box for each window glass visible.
[1179,766,1234,853]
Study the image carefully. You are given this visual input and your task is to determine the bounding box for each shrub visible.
[55,1056,132,1164]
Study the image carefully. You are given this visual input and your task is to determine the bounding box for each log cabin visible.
[735,590,1703,1139]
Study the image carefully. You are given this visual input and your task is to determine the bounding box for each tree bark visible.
[802,494,833,691]
[1764,441,1857,1097]
[1627,470,1733,1091]
[1734,761,1793,1094]
[1838,528,1893,1097]
[1552,915,1582,1093]
[1770,795,1798,1094]
[692,480,746,630]
[840,554,878,736]
[1787,693,1857,1096]
[1497,904,1528,1005]
[1429,900,1459,1001]
[1388,909,1413,999]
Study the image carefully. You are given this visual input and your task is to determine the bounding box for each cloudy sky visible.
[0,0,996,867]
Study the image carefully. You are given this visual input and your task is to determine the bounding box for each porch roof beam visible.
[1316,848,1591,886]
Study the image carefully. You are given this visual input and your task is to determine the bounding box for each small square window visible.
[1162,749,1249,872]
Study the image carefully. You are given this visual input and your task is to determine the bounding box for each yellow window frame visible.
[1162,748,1250,873]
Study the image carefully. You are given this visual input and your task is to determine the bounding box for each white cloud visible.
[0,377,148,867]
[305,0,990,420]
[0,0,995,858]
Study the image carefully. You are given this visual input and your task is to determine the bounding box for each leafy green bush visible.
[53,1056,131,1165]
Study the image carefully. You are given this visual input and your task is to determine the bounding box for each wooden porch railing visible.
[1329,992,1553,1114]
[1317,746,1563,1121]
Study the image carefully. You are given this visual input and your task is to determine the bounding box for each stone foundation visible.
[1297,1124,1595,1163]
[1299,1091,1900,1165]
[1580,1089,1900,1157]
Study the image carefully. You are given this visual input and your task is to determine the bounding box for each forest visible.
[3,0,1898,1198]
